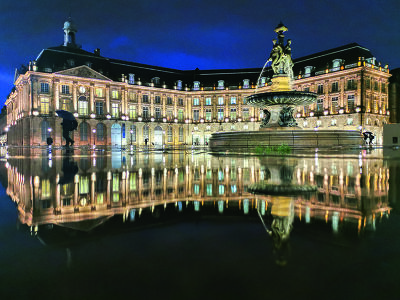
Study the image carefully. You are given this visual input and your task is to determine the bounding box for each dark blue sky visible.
[1,0,399,108]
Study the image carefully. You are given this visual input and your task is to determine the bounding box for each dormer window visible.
[243,79,250,89]
[129,74,135,84]
[86,61,92,68]
[193,81,200,90]
[176,80,183,90]
[304,66,313,77]
[67,59,75,67]
[152,77,160,85]
[218,80,224,90]
[332,59,342,69]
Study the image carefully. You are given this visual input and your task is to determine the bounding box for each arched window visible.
[41,120,50,141]
[130,125,136,142]
[97,123,105,141]
[167,126,173,142]
[80,122,88,141]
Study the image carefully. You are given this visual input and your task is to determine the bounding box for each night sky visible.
[1,0,399,108]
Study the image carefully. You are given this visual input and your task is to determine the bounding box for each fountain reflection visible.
[5,151,391,247]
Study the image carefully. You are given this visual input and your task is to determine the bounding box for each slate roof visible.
[34,42,374,89]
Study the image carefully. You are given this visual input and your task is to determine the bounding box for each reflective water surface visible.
[1,147,400,299]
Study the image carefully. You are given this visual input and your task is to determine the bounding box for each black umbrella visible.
[56,110,76,121]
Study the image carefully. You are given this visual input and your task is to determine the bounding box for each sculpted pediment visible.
[56,65,112,81]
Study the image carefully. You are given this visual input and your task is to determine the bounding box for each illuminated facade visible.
[6,150,391,235]
[5,20,391,146]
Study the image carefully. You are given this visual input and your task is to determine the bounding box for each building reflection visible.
[5,150,391,238]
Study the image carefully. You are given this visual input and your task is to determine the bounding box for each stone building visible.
[5,19,391,147]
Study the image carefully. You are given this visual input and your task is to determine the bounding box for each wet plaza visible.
[0,146,400,299]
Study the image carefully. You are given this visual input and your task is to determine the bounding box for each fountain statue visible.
[247,23,317,129]
[208,23,363,152]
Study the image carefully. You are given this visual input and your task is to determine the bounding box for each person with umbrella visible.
[56,110,78,147]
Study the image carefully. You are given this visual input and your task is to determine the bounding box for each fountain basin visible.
[246,91,317,107]
[208,129,363,152]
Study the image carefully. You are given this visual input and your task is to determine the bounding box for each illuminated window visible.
[130,173,137,190]
[155,107,161,119]
[40,97,50,114]
[218,80,224,89]
[230,97,236,104]
[231,185,237,193]
[179,127,183,142]
[243,79,250,89]
[205,109,212,121]
[193,98,200,106]
[331,97,338,113]
[205,97,211,105]
[259,77,266,87]
[41,82,49,93]
[142,107,149,119]
[347,118,353,125]
[347,95,355,112]
[95,88,103,97]
[97,193,104,204]
[218,108,224,120]
[219,185,225,195]
[129,105,136,119]
[61,98,71,111]
[178,109,184,121]
[112,174,119,192]
[206,184,212,196]
[111,90,119,99]
[366,79,371,89]
[111,103,119,118]
[218,170,224,181]
[79,176,89,194]
[230,108,236,120]
[317,98,323,113]
[193,81,200,90]
[218,97,224,105]
[41,179,51,198]
[176,80,182,90]
[61,85,70,94]
[194,184,200,195]
[78,96,88,115]
[129,91,135,101]
[113,193,120,202]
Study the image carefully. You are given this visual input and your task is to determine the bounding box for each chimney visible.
[94,48,100,56]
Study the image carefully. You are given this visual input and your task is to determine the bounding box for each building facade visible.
[5,20,391,147]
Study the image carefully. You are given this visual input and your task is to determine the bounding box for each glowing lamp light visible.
[106,114,111,119]
[4,126,9,132]
[323,110,329,116]
[92,128,96,134]
[250,117,255,122]
[47,128,52,132]
[237,118,242,122]
[355,107,361,113]
[185,119,189,124]
[151,117,155,122]
[90,113,96,118]
[125,116,129,121]
[296,113,301,118]
[387,111,390,116]
[339,108,344,114]
[174,118,178,123]
[309,111,314,117]
[32,110,39,116]
[163,118,167,123]
[225,118,229,122]
[200,119,204,123]
[121,116,126,120]
[138,117,142,121]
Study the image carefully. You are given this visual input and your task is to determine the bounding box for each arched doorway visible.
[111,123,122,147]
[154,126,163,147]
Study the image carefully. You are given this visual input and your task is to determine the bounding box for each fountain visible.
[209,23,363,152]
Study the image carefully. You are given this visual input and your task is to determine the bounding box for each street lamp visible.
[92,128,96,146]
